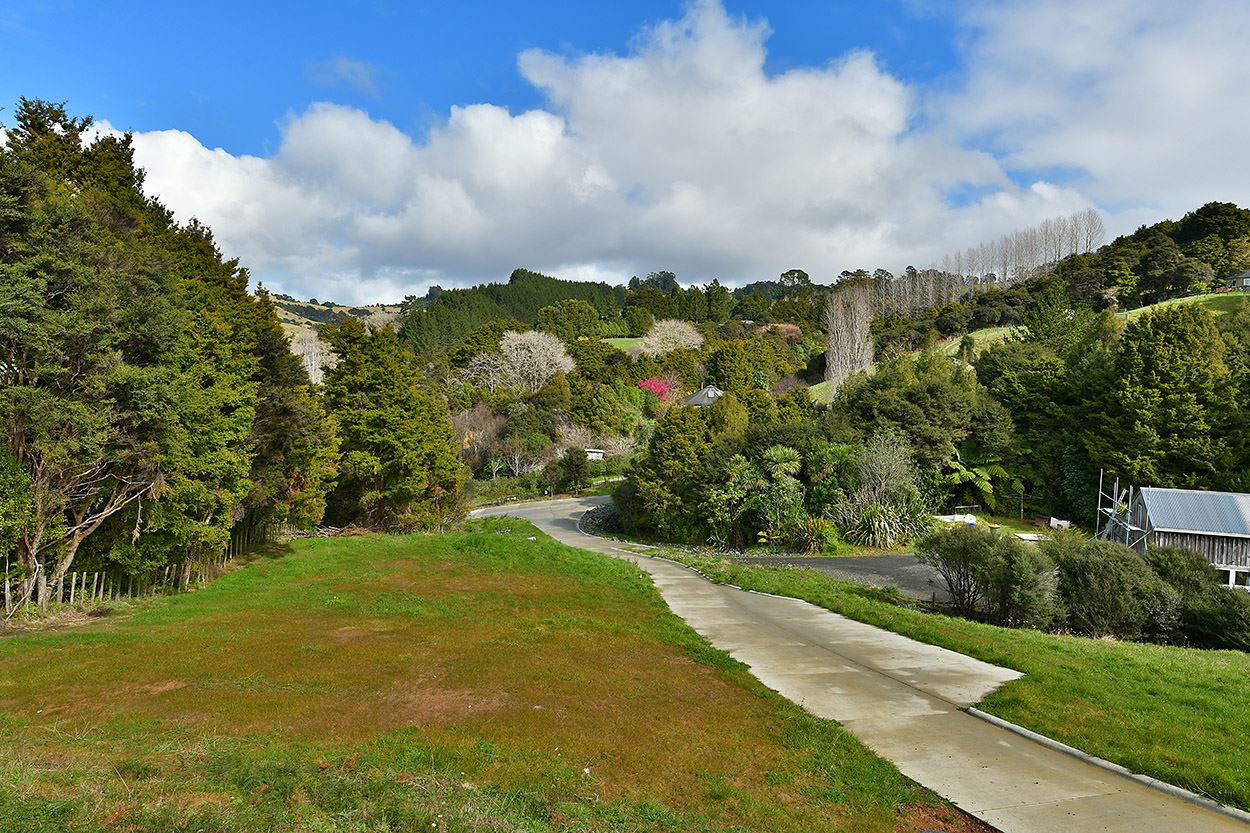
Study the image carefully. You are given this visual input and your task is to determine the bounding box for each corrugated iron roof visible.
[680,385,725,407]
[1140,487,1250,538]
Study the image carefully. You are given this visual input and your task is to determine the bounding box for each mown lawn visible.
[603,336,643,352]
[0,521,977,833]
[663,554,1250,811]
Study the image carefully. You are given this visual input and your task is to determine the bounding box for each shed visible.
[680,385,725,407]
[1125,487,1250,589]
[584,448,605,462]
[1226,269,1250,290]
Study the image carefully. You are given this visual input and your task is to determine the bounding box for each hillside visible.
[811,290,1250,402]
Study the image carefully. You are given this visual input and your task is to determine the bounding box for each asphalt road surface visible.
[731,554,948,601]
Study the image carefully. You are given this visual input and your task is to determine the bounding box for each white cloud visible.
[942,0,1250,233]
[307,56,381,97]
[125,0,1194,303]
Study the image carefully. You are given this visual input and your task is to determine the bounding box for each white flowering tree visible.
[635,318,704,357]
[500,330,575,394]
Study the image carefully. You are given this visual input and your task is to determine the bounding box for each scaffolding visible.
[1094,470,1149,551]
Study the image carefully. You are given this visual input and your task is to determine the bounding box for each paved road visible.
[473,497,1246,833]
[732,554,947,601]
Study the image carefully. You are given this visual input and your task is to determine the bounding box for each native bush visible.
[1048,536,1180,642]
[1147,546,1250,650]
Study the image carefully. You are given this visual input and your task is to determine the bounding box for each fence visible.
[3,521,283,620]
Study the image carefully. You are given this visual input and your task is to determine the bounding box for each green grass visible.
[604,336,643,352]
[0,524,971,833]
[1119,291,1250,320]
[657,553,1250,810]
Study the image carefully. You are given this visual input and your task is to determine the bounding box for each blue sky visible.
[1,1,959,156]
[2,1,1247,303]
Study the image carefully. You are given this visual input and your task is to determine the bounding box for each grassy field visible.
[1119,290,1250,320]
[603,336,643,352]
[659,553,1250,810]
[0,523,978,833]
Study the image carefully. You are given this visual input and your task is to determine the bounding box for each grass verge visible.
[0,522,979,832]
[657,552,1250,811]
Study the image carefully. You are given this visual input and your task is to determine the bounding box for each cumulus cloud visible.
[123,0,1236,303]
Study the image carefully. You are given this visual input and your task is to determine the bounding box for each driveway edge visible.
[966,707,1250,826]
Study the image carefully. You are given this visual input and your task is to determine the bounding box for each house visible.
[1226,269,1250,291]
[584,448,605,462]
[1101,485,1250,590]
[680,385,725,407]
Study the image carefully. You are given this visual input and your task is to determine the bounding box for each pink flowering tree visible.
[637,377,673,402]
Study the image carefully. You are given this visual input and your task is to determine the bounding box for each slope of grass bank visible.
[660,553,1250,811]
[0,523,975,833]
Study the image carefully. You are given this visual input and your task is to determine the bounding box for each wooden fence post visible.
[69,572,77,604]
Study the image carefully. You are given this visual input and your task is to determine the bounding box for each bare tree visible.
[824,280,874,395]
[500,330,574,394]
[289,328,334,385]
[452,403,505,470]
[460,352,508,393]
[634,318,704,357]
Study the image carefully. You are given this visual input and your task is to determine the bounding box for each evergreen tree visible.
[1083,305,1237,488]
[322,319,464,528]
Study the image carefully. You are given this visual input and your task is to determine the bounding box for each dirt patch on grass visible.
[899,802,998,833]
[383,680,513,725]
[142,680,188,695]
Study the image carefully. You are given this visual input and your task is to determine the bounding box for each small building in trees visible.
[680,385,725,407]
[1225,269,1250,290]
[1098,481,1250,590]
[584,448,605,462]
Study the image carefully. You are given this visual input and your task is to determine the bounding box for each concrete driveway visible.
[473,496,1246,833]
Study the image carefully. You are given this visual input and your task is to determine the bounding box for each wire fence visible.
[3,521,290,621]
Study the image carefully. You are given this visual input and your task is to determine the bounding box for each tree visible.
[0,102,181,607]
[623,305,654,337]
[635,319,704,357]
[823,281,873,394]
[322,320,464,529]
[536,299,600,343]
[704,280,734,323]
[558,447,590,492]
[1083,304,1237,488]
[500,330,575,394]
[706,342,753,394]
[622,407,710,541]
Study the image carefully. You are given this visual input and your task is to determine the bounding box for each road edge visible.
[965,707,1250,826]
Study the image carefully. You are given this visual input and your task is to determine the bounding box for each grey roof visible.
[680,385,725,407]
[1139,487,1250,538]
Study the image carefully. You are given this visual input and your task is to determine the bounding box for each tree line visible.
[0,100,463,612]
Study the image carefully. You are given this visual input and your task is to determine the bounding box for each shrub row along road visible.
[473,497,1246,833]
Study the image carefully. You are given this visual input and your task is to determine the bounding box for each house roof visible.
[1228,269,1250,281]
[1139,487,1250,538]
[680,385,725,407]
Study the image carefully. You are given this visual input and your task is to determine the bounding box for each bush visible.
[1048,536,1180,642]
[1147,547,1250,650]
[917,526,991,617]
[796,516,846,554]
[974,535,1058,628]
[840,499,933,550]
[919,526,1058,626]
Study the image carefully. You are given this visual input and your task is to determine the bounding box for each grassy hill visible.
[810,291,1250,403]
[0,522,976,833]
